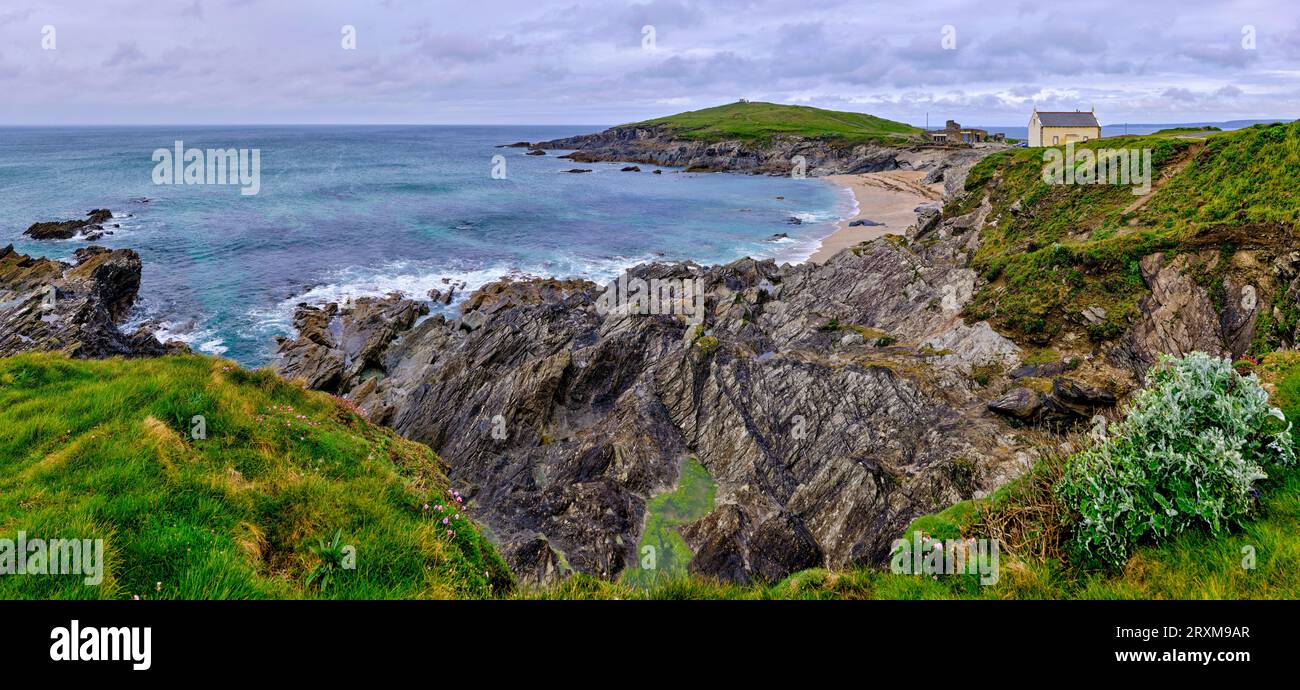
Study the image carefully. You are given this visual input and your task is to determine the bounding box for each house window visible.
[1083,136,1089,141]
[1052,135,1059,145]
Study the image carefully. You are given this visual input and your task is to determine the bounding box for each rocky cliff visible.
[271,192,1072,584]
[0,244,170,358]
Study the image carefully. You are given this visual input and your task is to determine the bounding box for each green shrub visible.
[694,335,720,355]
[1057,352,1296,569]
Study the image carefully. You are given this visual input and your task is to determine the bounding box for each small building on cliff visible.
[926,120,992,144]
[1028,109,1101,147]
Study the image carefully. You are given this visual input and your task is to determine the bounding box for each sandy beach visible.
[808,171,944,264]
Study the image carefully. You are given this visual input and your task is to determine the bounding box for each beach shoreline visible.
[807,171,944,264]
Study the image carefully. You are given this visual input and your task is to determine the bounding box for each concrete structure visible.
[1028,109,1101,147]
[926,120,990,145]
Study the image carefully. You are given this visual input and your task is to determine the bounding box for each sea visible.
[0,126,850,365]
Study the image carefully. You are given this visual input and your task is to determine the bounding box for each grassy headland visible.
[629,101,923,145]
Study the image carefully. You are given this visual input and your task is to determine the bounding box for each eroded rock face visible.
[1109,245,1300,380]
[0,244,169,358]
[987,377,1117,426]
[271,294,428,393]
[275,206,1032,585]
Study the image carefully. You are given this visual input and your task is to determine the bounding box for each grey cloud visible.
[0,0,1297,125]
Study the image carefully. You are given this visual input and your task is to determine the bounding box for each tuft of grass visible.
[0,353,512,600]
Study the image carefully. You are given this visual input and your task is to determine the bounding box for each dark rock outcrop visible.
[271,293,428,393]
[23,209,115,241]
[1109,242,1300,381]
[0,244,169,357]
[274,200,1031,585]
[987,377,1117,426]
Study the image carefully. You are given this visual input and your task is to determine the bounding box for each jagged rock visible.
[988,377,1116,425]
[273,204,1029,585]
[988,387,1043,420]
[914,204,942,236]
[459,310,486,332]
[1080,306,1106,324]
[1008,358,1074,379]
[23,209,114,240]
[272,294,426,393]
[849,219,883,227]
[1111,252,1237,379]
[1050,377,1117,416]
[563,169,593,173]
[620,166,641,172]
[526,149,546,156]
[0,244,167,357]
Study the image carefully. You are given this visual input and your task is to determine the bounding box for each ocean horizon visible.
[0,125,849,365]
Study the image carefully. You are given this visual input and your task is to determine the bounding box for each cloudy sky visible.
[0,0,1295,126]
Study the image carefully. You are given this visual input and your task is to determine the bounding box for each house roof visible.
[1036,111,1100,127]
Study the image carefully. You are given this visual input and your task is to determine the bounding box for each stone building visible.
[926,120,990,144]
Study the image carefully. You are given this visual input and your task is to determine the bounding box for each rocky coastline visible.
[0,244,177,358]
[4,131,1289,588]
[531,124,1002,196]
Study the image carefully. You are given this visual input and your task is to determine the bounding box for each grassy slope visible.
[0,354,511,599]
[629,101,922,145]
[959,122,1300,345]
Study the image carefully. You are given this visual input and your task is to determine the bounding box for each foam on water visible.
[1,125,847,365]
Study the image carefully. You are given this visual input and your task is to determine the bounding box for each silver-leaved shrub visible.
[1057,351,1296,569]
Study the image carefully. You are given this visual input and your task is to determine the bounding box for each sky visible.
[0,0,1295,126]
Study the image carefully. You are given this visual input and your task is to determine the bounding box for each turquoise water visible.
[0,125,848,365]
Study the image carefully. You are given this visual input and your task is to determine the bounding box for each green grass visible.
[0,354,512,599]
[959,122,1300,345]
[629,101,922,146]
[620,457,717,588]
